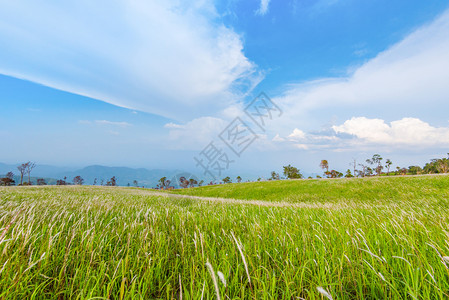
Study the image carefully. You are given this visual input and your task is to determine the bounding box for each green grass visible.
[171,175,449,204]
[0,176,448,299]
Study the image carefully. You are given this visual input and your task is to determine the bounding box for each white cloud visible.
[79,119,132,127]
[95,120,132,127]
[271,117,449,152]
[333,117,449,147]
[164,123,185,130]
[256,0,271,16]
[287,128,306,140]
[274,9,449,132]
[0,1,260,121]
[272,134,285,142]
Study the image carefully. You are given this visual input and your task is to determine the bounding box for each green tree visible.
[270,171,280,180]
[407,166,422,175]
[385,159,393,175]
[283,164,303,179]
[367,154,383,175]
[158,177,167,188]
[436,158,449,173]
[223,176,231,184]
[236,176,242,183]
[189,178,198,187]
[345,169,353,178]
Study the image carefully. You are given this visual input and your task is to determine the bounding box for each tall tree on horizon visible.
[385,159,393,175]
[320,160,329,177]
[17,162,28,185]
[26,161,36,185]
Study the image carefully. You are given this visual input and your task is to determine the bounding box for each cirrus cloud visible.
[256,0,271,16]
[0,0,261,121]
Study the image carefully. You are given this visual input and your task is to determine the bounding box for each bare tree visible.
[25,161,36,185]
[17,162,28,185]
[350,159,357,177]
[73,176,84,185]
[358,163,367,177]
[6,172,14,180]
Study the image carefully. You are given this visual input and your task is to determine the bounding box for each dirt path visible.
[124,188,365,209]
[1,185,378,209]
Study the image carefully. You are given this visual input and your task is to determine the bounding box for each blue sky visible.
[1,0,449,178]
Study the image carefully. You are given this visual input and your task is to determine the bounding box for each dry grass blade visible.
[317,286,333,300]
[231,232,251,287]
[0,208,23,243]
[206,261,221,300]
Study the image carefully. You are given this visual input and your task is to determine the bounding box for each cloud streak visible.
[0,0,260,121]
[256,0,271,16]
[79,120,132,127]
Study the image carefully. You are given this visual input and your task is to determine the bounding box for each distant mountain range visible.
[1,162,318,187]
[0,163,182,187]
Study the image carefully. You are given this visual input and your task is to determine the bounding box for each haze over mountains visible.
[1,162,319,186]
[0,163,180,187]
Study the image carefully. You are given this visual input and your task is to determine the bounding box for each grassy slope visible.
[0,178,449,299]
[171,175,449,203]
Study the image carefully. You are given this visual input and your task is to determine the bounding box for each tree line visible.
[1,153,448,187]
[154,153,449,189]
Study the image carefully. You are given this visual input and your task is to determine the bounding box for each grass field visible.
[0,175,449,299]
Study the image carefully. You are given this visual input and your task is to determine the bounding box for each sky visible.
[1,0,449,179]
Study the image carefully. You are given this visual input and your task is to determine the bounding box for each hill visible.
[170,174,449,203]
